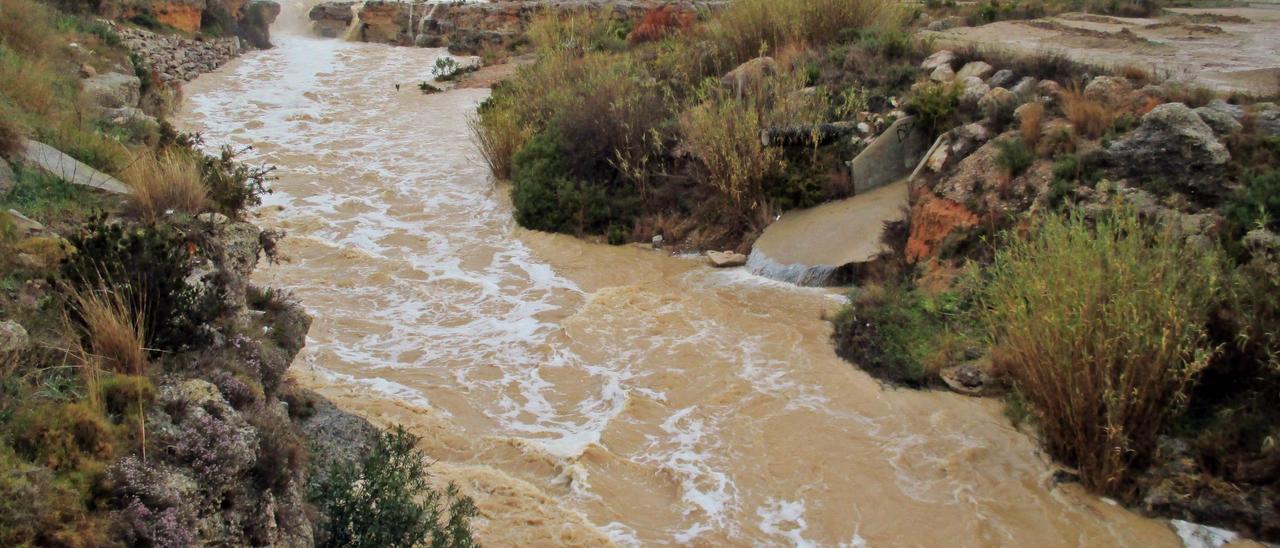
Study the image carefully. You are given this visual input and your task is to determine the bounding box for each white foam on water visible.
[1170,519,1239,548]
[636,406,739,543]
[757,498,818,547]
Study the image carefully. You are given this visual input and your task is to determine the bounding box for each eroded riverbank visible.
[175,33,1184,546]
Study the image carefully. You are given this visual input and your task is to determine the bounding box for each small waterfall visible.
[342,3,363,42]
[745,251,840,287]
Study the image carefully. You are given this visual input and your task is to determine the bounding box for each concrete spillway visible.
[747,180,909,286]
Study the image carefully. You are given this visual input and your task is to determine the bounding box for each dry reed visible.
[980,206,1222,494]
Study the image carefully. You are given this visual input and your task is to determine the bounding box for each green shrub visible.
[994,138,1033,177]
[1223,169,1280,235]
[907,81,961,137]
[979,206,1224,494]
[830,282,966,386]
[62,217,228,354]
[858,27,915,59]
[199,144,274,218]
[309,426,478,548]
[510,130,637,235]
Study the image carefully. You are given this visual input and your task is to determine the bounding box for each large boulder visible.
[1194,105,1242,135]
[958,76,990,107]
[0,320,28,355]
[722,56,778,100]
[921,50,955,71]
[956,61,994,81]
[978,87,1019,120]
[1083,75,1131,104]
[309,1,355,37]
[82,72,141,109]
[1108,102,1230,198]
[986,69,1015,89]
[929,64,955,82]
[1259,106,1280,137]
[238,0,281,49]
[1010,76,1038,98]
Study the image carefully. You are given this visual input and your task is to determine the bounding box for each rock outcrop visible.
[309,1,355,38]
[905,189,978,263]
[1107,102,1231,199]
[102,0,280,46]
[115,24,243,83]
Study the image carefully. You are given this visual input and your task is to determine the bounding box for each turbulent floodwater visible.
[175,30,1183,546]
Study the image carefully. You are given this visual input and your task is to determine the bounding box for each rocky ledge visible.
[114,24,243,84]
[101,0,281,48]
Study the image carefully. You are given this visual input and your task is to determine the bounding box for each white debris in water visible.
[1170,519,1239,548]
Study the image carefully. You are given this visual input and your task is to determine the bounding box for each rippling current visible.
[175,28,1182,547]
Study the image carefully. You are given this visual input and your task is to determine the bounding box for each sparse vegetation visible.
[994,138,1034,177]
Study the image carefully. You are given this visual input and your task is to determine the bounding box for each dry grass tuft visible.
[711,0,897,61]
[1062,85,1114,139]
[468,110,529,181]
[0,114,23,158]
[1019,101,1044,149]
[980,206,1223,494]
[68,285,147,377]
[122,149,211,221]
[1118,64,1152,85]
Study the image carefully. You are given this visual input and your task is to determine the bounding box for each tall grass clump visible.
[122,150,211,221]
[1062,85,1114,139]
[979,206,1223,494]
[0,114,23,157]
[1019,101,1044,149]
[679,88,780,217]
[68,285,147,377]
[711,0,898,62]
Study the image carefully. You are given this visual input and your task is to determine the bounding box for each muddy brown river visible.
[175,27,1186,547]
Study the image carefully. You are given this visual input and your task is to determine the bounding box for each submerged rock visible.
[707,250,747,268]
